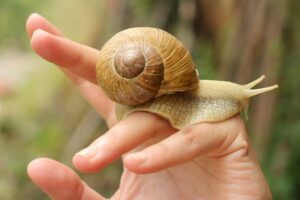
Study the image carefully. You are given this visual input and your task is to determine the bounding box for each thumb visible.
[27,158,105,200]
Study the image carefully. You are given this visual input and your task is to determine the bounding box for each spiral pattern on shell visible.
[96,27,199,106]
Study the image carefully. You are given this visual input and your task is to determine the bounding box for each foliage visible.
[0,0,43,49]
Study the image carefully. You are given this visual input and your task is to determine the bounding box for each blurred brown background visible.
[0,0,299,199]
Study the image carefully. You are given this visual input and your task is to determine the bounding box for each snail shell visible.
[96,28,278,129]
[96,27,199,106]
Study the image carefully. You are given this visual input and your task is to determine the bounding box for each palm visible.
[26,14,271,200]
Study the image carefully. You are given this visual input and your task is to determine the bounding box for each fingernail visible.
[30,13,41,18]
[31,29,49,40]
[76,145,98,158]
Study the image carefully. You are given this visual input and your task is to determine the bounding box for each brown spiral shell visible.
[96,27,199,106]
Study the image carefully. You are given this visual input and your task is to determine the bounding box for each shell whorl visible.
[96,27,199,106]
[114,44,147,79]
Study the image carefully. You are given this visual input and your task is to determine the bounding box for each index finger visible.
[26,13,99,84]
[26,14,117,125]
[30,29,99,84]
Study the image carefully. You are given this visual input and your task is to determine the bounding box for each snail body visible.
[96,27,278,129]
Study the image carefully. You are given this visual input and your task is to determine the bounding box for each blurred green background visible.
[0,0,299,199]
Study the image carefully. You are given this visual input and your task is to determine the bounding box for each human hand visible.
[26,13,272,200]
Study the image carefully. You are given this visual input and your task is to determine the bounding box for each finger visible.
[31,29,98,84]
[73,112,175,173]
[124,116,247,173]
[26,14,116,125]
[26,13,63,37]
[27,158,105,200]
[67,72,117,127]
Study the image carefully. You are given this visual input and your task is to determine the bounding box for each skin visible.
[26,13,272,200]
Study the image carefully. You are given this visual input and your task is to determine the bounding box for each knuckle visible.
[108,127,121,142]
[155,142,169,154]
[180,126,200,146]
[180,126,194,135]
[237,134,249,150]
[99,128,121,149]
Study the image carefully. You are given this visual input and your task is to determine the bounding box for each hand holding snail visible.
[27,14,273,199]
[97,27,278,128]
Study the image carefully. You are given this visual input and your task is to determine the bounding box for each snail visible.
[96,27,278,129]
